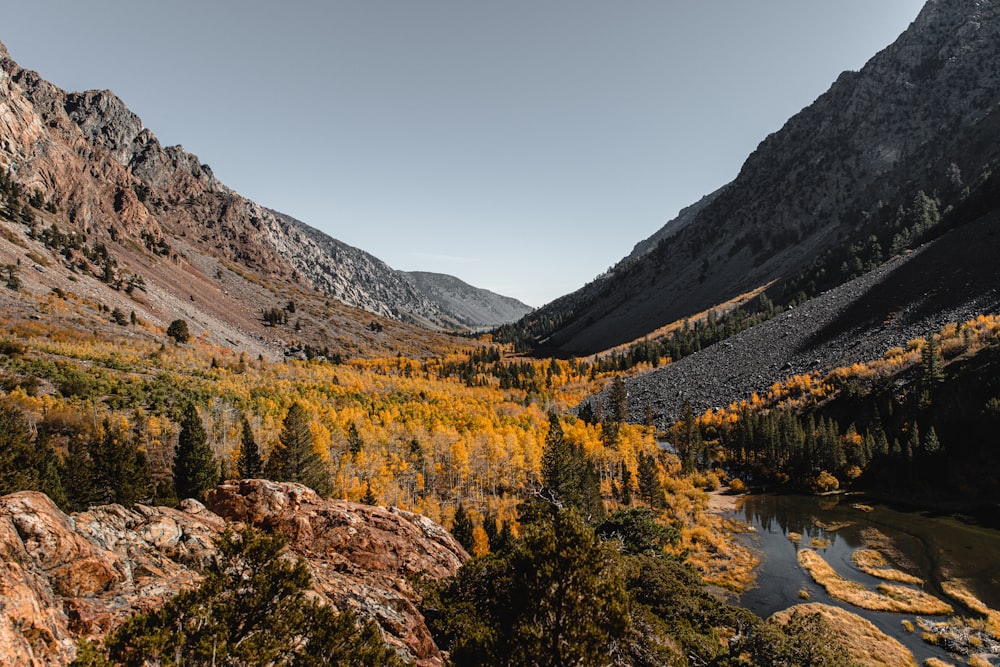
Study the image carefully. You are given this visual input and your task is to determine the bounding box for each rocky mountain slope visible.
[403,271,532,329]
[508,0,1000,356]
[601,208,1000,427]
[0,480,467,666]
[0,39,517,354]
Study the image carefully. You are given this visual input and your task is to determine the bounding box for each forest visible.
[0,296,870,665]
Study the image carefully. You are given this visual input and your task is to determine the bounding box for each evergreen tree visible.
[82,527,403,666]
[361,481,377,505]
[452,503,476,554]
[265,402,332,496]
[236,417,263,479]
[165,318,190,344]
[61,437,95,511]
[637,452,666,509]
[540,412,574,507]
[91,418,151,506]
[673,400,703,473]
[483,511,514,554]
[422,510,629,667]
[0,404,65,505]
[606,376,628,424]
[619,460,633,506]
[919,333,945,407]
[923,426,941,455]
[347,422,363,456]
[173,403,218,501]
[539,412,604,519]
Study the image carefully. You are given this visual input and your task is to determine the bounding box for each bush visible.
[166,318,190,343]
[810,470,840,493]
[75,527,404,666]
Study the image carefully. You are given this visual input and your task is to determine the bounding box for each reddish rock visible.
[0,482,467,665]
[204,479,469,665]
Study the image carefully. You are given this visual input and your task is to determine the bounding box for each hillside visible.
[600,208,1000,427]
[0,39,519,357]
[402,271,532,329]
[504,0,1000,356]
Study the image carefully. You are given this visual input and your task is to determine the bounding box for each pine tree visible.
[606,376,628,424]
[452,503,475,554]
[347,423,363,456]
[0,404,65,504]
[173,403,218,501]
[265,402,332,496]
[919,333,945,407]
[923,426,941,455]
[619,460,633,506]
[637,452,665,509]
[540,412,574,507]
[61,437,95,511]
[539,412,604,518]
[237,417,263,479]
[90,527,404,666]
[361,481,377,505]
[91,418,151,506]
[673,400,702,473]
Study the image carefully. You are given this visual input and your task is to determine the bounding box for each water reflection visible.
[730,493,1000,664]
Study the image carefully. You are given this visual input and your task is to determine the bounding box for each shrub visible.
[166,318,190,343]
[810,470,840,493]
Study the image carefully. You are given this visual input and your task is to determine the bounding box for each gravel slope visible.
[607,212,1000,428]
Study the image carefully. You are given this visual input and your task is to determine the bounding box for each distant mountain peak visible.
[402,271,532,329]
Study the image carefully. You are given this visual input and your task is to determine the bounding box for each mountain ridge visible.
[505,0,1000,356]
[0,40,523,354]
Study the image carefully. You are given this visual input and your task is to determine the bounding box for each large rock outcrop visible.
[0,481,467,666]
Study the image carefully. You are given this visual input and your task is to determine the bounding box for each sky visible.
[1,1,926,307]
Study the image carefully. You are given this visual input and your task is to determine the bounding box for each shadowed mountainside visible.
[506,0,1000,356]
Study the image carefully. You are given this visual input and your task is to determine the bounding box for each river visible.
[728,493,1000,664]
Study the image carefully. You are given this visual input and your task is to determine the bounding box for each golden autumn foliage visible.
[0,316,675,537]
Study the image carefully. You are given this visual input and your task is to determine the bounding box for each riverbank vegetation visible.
[797,549,953,615]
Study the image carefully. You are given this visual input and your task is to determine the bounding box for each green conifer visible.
[173,403,217,501]
[236,417,263,479]
[265,402,332,496]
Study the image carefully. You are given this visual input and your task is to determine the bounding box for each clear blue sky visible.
[1,1,925,307]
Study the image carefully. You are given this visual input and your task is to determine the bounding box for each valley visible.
[3,0,1000,665]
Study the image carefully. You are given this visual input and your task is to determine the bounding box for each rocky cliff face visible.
[0,480,467,666]
[0,39,517,341]
[513,0,1000,355]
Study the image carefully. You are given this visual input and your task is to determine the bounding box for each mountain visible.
[0,39,519,357]
[402,271,532,329]
[505,0,1000,356]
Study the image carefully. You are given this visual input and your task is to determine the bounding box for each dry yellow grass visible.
[770,603,917,667]
[968,655,992,667]
[852,549,924,584]
[811,536,832,549]
[798,549,953,615]
[788,531,803,545]
[923,659,955,667]
[814,519,854,532]
[940,580,1000,639]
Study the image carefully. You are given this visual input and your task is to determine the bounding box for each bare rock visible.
[0,483,467,666]
[205,479,469,665]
